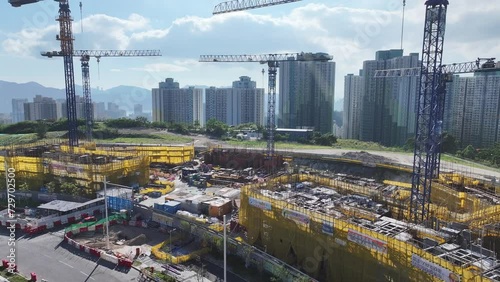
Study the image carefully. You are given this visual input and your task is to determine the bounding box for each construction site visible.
[2,141,500,282]
[0,140,194,195]
[1,0,500,281]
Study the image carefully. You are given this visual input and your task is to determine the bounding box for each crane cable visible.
[401,0,406,50]
[79,2,83,33]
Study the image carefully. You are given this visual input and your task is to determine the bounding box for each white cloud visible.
[2,25,58,56]
[2,13,170,56]
[1,0,499,96]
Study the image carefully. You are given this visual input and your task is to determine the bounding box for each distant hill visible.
[0,80,151,114]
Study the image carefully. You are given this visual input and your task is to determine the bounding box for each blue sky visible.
[1,0,499,102]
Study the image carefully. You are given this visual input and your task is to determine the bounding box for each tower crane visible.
[210,0,466,223]
[375,58,496,223]
[375,0,496,224]
[41,50,162,141]
[213,0,302,14]
[10,0,79,147]
[199,52,333,171]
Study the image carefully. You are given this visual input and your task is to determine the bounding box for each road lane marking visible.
[58,260,74,268]
[80,271,95,280]
[43,254,52,258]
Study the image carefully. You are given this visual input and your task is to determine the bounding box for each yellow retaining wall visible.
[0,156,43,173]
[240,182,490,282]
[151,236,209,264]
[137,146,194,164]
[140,186,174,196]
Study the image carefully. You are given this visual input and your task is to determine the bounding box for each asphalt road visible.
[0,228,139,282]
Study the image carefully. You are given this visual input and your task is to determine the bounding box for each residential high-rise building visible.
[359,50,420,146]
[61,96,85,120]
[278,60,336,133]
[106,102,126,119]
[234,76,265,126]
[24,95,58,121]
[206,76,265,126]
[152,78,203,125]
[445,64,500,148]
[343,73,364,139]
[11,98,28,123]
[206,87,232,124]
[134,104,143,116]
[93,102,106,120]
[55,99,65,119]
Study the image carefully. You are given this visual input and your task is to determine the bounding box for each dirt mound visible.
[341,151,393,163]
[126,234,147,246]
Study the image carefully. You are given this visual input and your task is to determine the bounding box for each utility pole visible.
[223,214,228,282]
[104,175,110,250]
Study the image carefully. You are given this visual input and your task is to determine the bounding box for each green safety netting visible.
[65,213,127,233]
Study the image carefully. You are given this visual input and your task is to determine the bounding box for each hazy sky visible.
[0,0,499,101]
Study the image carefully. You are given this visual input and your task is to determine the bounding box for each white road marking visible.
[80,271,95,280]
[58,260,74,268]
[43,254,52,258]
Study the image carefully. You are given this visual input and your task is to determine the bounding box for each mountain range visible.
[0,80,152,114]
[0,80,345,116]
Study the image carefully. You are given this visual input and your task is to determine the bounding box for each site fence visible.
[64,213,127,233]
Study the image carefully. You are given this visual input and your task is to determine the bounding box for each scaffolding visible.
[0,142,194,192]
[239,174,500,281]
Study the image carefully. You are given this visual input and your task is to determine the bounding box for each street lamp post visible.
[169,228,176,263]
[103,175,110,250]
[223,214,228,282]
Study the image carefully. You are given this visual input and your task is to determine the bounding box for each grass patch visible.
[97,133,192,144]
[227,140,331,150]
[0,267,29,282]
[0,131,67,146]
[0,134,37,146]
[227,139,406,151]
[441,154,500,172]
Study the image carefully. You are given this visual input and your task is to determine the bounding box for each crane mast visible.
[411,0,449,224]
[42,49,162,141]
[200,52,332,171]
[81,55,92,141]
[57,0,78,147]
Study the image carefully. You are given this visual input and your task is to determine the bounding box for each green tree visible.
[403,137,415,152]
[441,132,457,154]
[169,123,190,135]
[313,132,337,146]
[191,120,202,133]
[135,116,150,127]
[18,181,29,192]
[60,181,79,195]
[151,121,168,129]
[206,118,229,138]
[461,145,477,159]
[45,180,59,194]
[275,133,289,142]
[35,121,48,139]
